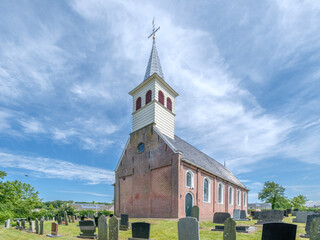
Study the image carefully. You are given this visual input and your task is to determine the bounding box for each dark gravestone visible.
[16,220,20,230]
[178,217,199,240]
[256,210,284,224]
[78,220,96,239]
[213,212,231,224]
[301,214,320,238]
[310,217,320,240]
[240,210,247,219]
[292,211,298,217]
[191,206,200,222]
[94,217,99,227]
[250,211,255,217]
[253,211,261,220]
[262,222,297,240]
[40,219,44,235]
[130,222,151,239]
[35,219,39,233]
[57,217,62,225]
[120,214,129,230]
[21,219,25,229]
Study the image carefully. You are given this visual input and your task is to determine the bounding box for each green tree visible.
[290,195,308,209]
[258,181,286,209]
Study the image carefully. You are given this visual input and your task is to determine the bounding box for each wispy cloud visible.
[58,191,112,197]
[0,151,114,185]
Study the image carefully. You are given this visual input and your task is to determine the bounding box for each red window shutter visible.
[158,91,164,105]
[146,90,152,104]
[167,97,172,111]
[136,97,141,110]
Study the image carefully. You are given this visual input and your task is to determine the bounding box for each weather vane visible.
[148,18,160,39]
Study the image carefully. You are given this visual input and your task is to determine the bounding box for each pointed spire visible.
[144,38,164,81]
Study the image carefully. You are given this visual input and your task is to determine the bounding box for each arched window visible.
[204,177,210,203]
[218,182,223,204]
[167,97,172,111]
[237,190,241,206]
[146,90,152,105]
[158,90,164,105]
[136,97,141,111]
[229,187,233,205]
[186,170,194,188]
[243,192,247,207]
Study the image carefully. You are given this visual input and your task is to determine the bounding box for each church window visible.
[237,190,241,206]
[218,182,223,204]
[137,143,145,153]
[204,177,210,202]
[186,170,194,188]
[146,90,152,104]
[243,192,246,207]
[167,97,172,111]
[229,187,233,205]
[158,90,164,105]
[136,97,141,111]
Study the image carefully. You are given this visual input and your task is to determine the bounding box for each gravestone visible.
[262,222,296,240]
[53,217,55,222]
[310,217,320,240]
[35,219,39,234]
[292,210,298,217]
[7,219,10,228]
[57,217,62,225]
[72,215,75,223]
[46,222,61,237]
[46,216,49,221]
[4,220,8,228]
[240,210,248,219]
[68,215,71,223]
[293,211,313,223]
[253,211,261,220]
[120,214,129,230]
[109,216,119,240]
[301,214,320,238]
[250,211,255,217]
[30,221,35,232]
[233,210,241,220]
[98,215,108,240]
[129,222,151,240]
[28,216,31,223]
[223,218,236,240]
[78,220,96,239]
[256,210,284,224]
[213,212,231,224]
[64,211,68,226]
[191,206,200,221]
[178,217,199,240]
[21,219,25,229]
[40,219,44,235]
[81,216,85,221]
[94,217,99,227]
[16,220,20,230]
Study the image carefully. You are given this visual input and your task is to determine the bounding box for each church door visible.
[185,193,193,217]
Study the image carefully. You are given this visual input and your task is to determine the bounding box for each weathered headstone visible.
[46,222,61,237]
[213,212,231,224]
[191,206,200,222]
[253,211,261,220]
[301,214,320,238]
[120,214,129,230]
[30,221,35,233]
[233,209,241,220]
[72,215,75,223]
[178,217,199,240]
[4,220,8,228]
[53,217,55,222]
[98,215,108,240]
[262,222,296,240]
[223,218,236,240]
[64,211,68,226]
[240,210,247,219]
[7,219,10,228]
[16,220,20,230]
[310,217,320,240]
[293,211,313,223]
[77,220,96,239]
[46,216,49,221]
[109,216,119,240]
[35,219,39,234]
[129,222,151,240]
[256,210,284,224]
[40,219,44,235]
[21,219,25,230]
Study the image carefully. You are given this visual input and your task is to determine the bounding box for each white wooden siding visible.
[132,103,155,132]
[154,102,175,139]
[155,81,175,113]
[132,80,155,112]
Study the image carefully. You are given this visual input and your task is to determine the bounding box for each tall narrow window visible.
[243,192,247,207]
[158,90,164,105]
[237,190,241,206]
[186,170,193,188]
[218,183,223,204]
[167,97,172,111]
[146,90,152,104]
[136,97,141,111]
[204,178,210,202]
[229,187,233,205]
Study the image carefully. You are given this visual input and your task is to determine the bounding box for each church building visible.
[114,30,249,220]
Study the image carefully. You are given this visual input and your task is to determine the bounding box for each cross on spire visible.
[148,18,160,39]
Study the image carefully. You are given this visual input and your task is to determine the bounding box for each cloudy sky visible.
[0,0,319,205]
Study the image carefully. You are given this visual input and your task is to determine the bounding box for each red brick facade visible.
[114,124,248,220]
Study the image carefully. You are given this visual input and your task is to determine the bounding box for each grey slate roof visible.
[144,39,164,81]
[154,127,248,190]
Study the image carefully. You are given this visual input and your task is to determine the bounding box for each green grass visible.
[0,216,307,240]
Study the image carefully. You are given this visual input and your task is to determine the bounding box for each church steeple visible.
[144,38,164,81]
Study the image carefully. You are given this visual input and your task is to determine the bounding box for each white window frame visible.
[218,182,224,204]
[203,177,211,203]
[237,189,241,206]
[186,170,194,189]
[228,186,233,205]
[243,192,247,207]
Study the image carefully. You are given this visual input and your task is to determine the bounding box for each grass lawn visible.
[0,216,307,240]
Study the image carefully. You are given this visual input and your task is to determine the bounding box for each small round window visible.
[137,143,145,153]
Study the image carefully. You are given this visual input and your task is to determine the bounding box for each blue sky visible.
[0,0,319,206]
